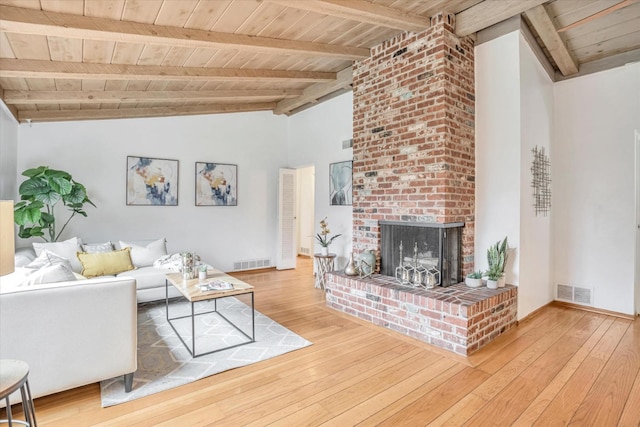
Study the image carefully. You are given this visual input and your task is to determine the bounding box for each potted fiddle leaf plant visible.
[13,166,95,242]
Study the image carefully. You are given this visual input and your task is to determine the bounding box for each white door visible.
[276,168,297,270]
[296,166,315,256]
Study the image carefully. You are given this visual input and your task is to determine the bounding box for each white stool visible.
[0,360,37,427]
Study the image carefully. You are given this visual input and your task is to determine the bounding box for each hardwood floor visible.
[11,257,640,426]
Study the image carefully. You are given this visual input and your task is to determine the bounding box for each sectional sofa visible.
[0,237,189,400]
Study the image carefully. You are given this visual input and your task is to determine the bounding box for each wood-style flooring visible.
[8,257,640,426]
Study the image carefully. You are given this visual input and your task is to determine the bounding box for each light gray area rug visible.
[100,297,312,407]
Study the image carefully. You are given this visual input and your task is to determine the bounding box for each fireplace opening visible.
[380,221,463,287]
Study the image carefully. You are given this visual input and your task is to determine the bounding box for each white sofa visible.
[0,276,138,400]
[0,238,189,400]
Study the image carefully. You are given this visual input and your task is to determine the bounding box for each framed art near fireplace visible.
[329,160,352,206]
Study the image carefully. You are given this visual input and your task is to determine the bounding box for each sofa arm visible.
[0,277,138,399]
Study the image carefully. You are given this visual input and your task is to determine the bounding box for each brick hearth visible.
[326,272,517,355]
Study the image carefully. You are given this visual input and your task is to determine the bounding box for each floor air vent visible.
[232,258,271,271]
[556,284,593,305]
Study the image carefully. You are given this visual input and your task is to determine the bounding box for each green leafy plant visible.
[486,265,502,281]
[14,166,95,242]
[315,217,341,247]
[487,236,508,274]
[466,270,483,279]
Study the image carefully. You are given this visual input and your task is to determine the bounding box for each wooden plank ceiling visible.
[0,0,638,123]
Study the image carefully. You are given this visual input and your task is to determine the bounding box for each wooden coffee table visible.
[165,269,255,358]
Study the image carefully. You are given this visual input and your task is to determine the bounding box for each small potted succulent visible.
[198,264,208,280]
[486,266,501,289]
[487,236,508,287]
[465,271,483,288]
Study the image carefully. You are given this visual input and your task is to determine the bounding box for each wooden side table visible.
[314,253,336,290]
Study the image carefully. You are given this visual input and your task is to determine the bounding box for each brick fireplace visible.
[351,13,476,269]
[325,12,517,355]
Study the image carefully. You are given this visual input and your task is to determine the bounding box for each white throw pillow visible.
[81,242,114,253]
[21,264,77,286]
[32,237,83,273]
[26,249,74,272]
[14,247,36,267]
[118,238,167,267]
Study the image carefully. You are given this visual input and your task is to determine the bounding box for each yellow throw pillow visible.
[77,247,135,278]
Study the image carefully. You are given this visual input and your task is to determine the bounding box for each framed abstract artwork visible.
[126,156,179,206]
[195,162,238,206]
[329,160,353,206]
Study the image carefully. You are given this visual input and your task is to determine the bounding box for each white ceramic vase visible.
[497,276,506,288]
[320,246,329,256]
[465,277,482,288]
[487,279,498,289]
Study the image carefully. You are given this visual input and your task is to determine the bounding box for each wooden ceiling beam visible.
[4,89,303,105]
[0,5,369,60]
[263,0,429,32]
[0,84,19,121]
[17,102,277,123]
[0,59,336,82]
[524,5,579,76]
[455,0,549,37]
[274,65,352,115]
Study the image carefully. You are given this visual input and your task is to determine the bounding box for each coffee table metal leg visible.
[251,292,255,341]
[191,301,196,357]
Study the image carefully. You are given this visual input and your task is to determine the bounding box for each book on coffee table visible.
[198,280,234,292]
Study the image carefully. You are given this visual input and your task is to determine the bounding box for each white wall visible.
[288,93,353,268]
[16,112,288,272]
[475,32,522,280]
[518,35,555,316]
[554,63,640,315]
[0,103,18,200]
[475,31,555,319]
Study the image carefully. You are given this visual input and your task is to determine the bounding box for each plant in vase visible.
[465,270,484,288]
[487,236,508,287]
[486,266,502,289]
[198,264,208,280]
[315,217,341,256]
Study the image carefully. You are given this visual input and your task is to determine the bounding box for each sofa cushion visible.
[22,264,77,286]
[32,237,83,273]
[15,247,36,268]
[26,249,74,272]
[118,238,167,268]
[117,266,172,290]
[81,242,114,253]
[78,248,135,278]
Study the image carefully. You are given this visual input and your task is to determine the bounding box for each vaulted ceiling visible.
[0,0,638,123]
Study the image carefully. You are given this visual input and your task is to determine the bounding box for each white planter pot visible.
[320,247,329,256]
[487,279,498,289]
[465,277,482,288]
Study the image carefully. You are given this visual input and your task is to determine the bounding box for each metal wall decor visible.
[531,146,551,216]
